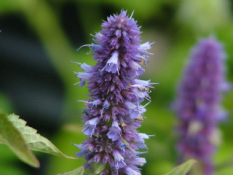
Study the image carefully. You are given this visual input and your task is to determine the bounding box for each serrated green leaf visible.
[0,112,40,168]
[57,166,85,175]
[7,114,77,159]
[164,159,196,175]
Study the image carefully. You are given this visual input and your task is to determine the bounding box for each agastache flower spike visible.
[74,10,153,175]
[175,37,229,175]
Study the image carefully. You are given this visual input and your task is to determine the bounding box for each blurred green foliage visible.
[0,0,233,174]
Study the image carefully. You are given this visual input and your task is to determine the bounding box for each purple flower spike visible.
[175,37,229,175]
[74,10,154,174]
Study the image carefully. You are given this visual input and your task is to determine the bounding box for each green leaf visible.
[164,159,196,175]
[91,162,105,174]
[57,166,85,175]
[6,114,77,159]
[0,112,40,168]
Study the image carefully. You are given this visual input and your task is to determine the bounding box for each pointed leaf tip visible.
[57,166,85,175]
[0,112,77,168]
[0,112,40,168]
[164,159,197,175]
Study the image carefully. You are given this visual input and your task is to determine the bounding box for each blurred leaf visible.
[57,166,85,175]
[177,0,231,33]
[47,124,86,175]
[148,160,174,175]
[73,0,163,19]
[214,143,233,166]
[0,144,29,175]
[216,148,233,172]
[216,165,233,175]
[0,112,40,168]
[0,0,21,14]
[0,163,27,175]
[91,162,105,174]
[6,113,77,159]
[164,159,196,175]
[0,93,13,114]
[105,0,162,19]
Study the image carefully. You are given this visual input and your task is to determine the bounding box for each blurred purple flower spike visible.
[175,37,229,175]
[73,10,154,175]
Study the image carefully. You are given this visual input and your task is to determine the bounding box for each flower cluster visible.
[74,11,153,175]
[175,37,229,175]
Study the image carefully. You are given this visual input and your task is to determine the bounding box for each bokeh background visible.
[1,0,233,174]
